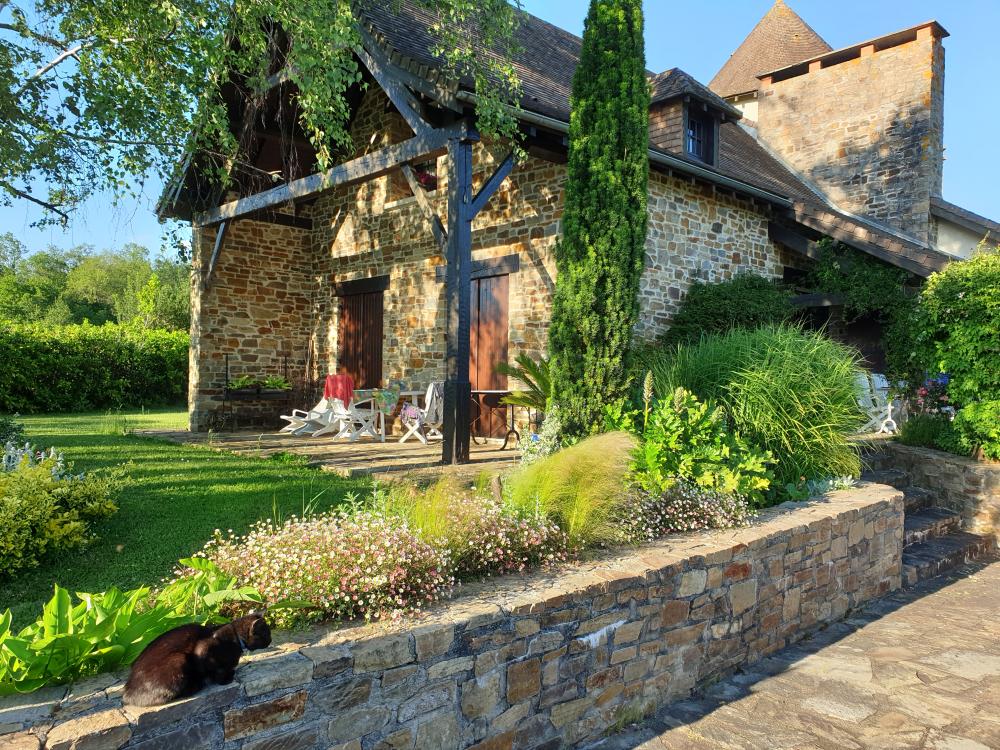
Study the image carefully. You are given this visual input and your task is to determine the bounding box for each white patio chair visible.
[311,398,368,439]
[279,397,330,435]
[399,382,444,444]
[856,372,897,434]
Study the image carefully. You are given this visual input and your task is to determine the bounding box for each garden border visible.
[866,440,1000,540]
[0,484,903,750]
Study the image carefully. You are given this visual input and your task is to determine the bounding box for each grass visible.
[641,325,865,488]
[505,431,636,547]
[1,409,368,627]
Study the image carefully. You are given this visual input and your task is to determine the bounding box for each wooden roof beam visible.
[193,120,474,227]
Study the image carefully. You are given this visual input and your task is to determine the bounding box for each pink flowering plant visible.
[185,478,569,627]
[194,510,453,627]
[369,479,569,582]
[618,480,754,543]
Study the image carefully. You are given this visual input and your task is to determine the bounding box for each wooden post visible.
[441,144,517,465]
[442,135,475,464]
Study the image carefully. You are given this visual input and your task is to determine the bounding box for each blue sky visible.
[2,0,996,254]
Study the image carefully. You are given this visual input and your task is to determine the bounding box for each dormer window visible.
[686,110,716,164]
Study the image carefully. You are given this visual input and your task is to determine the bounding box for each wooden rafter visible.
[203,220,230,290]
[193,120,473,228]
[355,43,431,137]
[401,163,447,250]
[470,152,516,216]
[357,27,463,114]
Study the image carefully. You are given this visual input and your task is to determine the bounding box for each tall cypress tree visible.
[548,0,650,438]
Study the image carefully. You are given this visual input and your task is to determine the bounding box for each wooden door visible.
[470,274,510,438]
[338,290,384,389]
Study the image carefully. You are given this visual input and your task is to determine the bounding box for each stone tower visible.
[711,3,948,245]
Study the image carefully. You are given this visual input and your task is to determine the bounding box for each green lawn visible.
[2,409,368,626]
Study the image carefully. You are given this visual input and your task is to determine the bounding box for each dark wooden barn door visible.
[470,273,510,438]
[338,289,384,389]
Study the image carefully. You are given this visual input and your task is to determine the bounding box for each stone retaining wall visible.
[867,441,1000,540]
[1,485,903,750]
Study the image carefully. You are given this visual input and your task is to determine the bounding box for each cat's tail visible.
[122,679,174,707]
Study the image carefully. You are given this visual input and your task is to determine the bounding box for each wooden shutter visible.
[336,278,386,389]
[470,273,510,437]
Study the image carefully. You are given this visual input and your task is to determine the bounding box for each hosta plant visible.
[0,560,301,695]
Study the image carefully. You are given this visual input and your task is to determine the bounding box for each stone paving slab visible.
[595,556,1000,750]
[138,429,518,480]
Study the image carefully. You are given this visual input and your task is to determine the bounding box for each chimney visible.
[756,21,947,243]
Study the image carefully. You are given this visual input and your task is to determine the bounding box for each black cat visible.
[123,613,272,706]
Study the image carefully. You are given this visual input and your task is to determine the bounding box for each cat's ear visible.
[250,616,270,641]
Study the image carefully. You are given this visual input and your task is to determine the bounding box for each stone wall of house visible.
[636,172,784,339]
[757,26,945,244]
[189,220,315,432]
[866,441,1000,540]
[187,87,806,427]
[309,89,562,392]
[1,484,903,750]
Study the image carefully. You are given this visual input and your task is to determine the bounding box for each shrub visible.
[642,325,865,490]
[953,401,1000,461]
[899,413,958,452]
[504,432,636,547]
[202,510,453,627]
[0,450,123,575]
[916,248,1000,405]
[0,321,188,413]
[809,240,920,385]
[617,481,754,543]
[0,414,24,445]
[661,274,794,346]
[629,387,772,506]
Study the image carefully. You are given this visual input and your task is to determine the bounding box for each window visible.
[686,111,715,165]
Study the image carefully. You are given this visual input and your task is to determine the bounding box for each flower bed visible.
[0,483,904,749]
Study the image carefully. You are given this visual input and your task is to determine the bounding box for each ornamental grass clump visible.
[371,479,568,581]
[201,511,453,627]
[505,431,636,548]
[642,325,865,491]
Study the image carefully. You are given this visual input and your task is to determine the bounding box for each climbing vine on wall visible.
[809,239,922,386]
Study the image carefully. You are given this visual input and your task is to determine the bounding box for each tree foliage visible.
[0,0,523,223]
[547,0,649,439]
[809,239,921,386]
[916,245,1000,405]
[0,234,190,329]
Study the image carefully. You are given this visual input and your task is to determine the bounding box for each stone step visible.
[901,486,935,513]
[904,507,961,547]
[902,531,996,587]
[860,468,910,490]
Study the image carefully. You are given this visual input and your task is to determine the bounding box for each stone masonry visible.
[189,87,795,430]
[190,220,314,431]
[1,484,903,749]
[866,441,1000,541]
[757,25,946,244]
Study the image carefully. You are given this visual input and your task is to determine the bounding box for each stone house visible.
[161,1,997,458]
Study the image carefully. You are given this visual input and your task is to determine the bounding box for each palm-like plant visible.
[496,354,551,413]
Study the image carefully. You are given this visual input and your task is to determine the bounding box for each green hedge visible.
[0,322,188,413]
